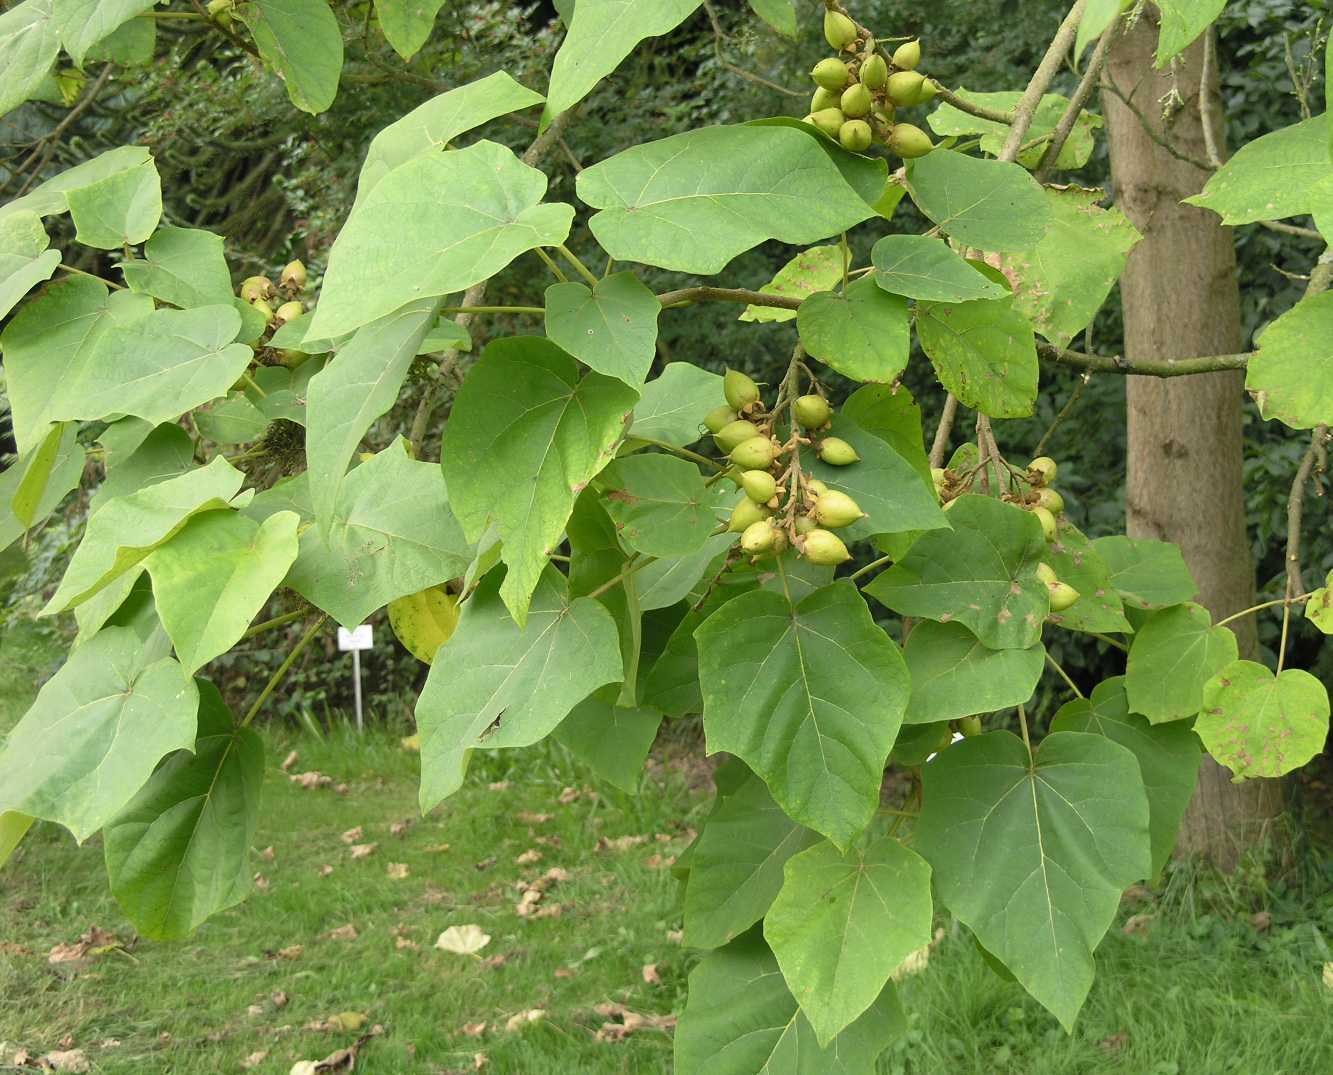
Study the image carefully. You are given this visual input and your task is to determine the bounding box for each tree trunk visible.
[1103,11,1284,871]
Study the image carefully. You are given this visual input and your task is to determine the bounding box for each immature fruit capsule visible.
[704,405,738,435]
[741,470,778,504]
[240,275,272,303]
[812,58,850,91]
[960,715,983,738]
[206,0,233,23]
[728,497,771,533]
[1028,456,1058,486]
[1032,505,1059,542]
[892,39,922,71]
[277,349,306,369]
[818,437,860,466]
[813,490,867,529]
[274,300,304,324]
[731,435,778,471]
[859,54,889,90]
[1035,487,1065,515]
[810,108,846,138]
[1047,580,1081,612]
[887,70,925,107]
[794,515,818,536]
[805,478,830,499]
[724,368,761,412]
[280,259,307,291]
[715,419,760,454]
[888,123,935,158]
[741,520,778,556]
[811,86,841,112]
[840,83,873,119]
[803,528,852,566]
[839,120,873,153]
[794,394,832,428]
[824,10,858,50]
[913,78,940,105]
[1035,562,1059,586]
[251,298,275,324]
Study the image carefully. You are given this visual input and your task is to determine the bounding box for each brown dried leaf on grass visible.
[340,826,363,844]
[593,1003,676,1042]
[386,862,409,880]
[326,924,358,942]
[290,771,332,790]
[47,925,120,965]
[348,843,377,860]
[281,750,299,771]
[504,1009,546,1032]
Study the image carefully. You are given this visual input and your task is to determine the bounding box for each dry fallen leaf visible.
[558,787,581,805]
[462,1022,487,1038]
[276,944,304,960]
[473,1054,488,1071]
[504,1009,545,1033]
[1122,913,1154,936]
[247,1003,265,1017]
[290,1063,319,1075]
[394,936,419,951]
[340,826,364,844]
[47,926,119,965]
[515,849,542,866]
[553,967,575,979]
[596,835,647,853]
[644,853,676,870]
[593,1002,676,1042]
[241,1050,269,1069]
[516,812,552,825]
[488,781,511,792]
[281,750,299,772]
[290,771,332,790]
[42,1049,90,1073]
[423,842,451,854]
[326,924,358,942]
[1249,911,1272,932]
[435,924,491,956]
[253,873,270,892]
[389,819,412,837]
[348,843,377,860]
[259,846,276,861]
[1098,1031,1130,1054]
[386,863,409,880]
[642,963,660,985]
[892,927,945,981]
[665,929,683,944]
[272,990,289,1008]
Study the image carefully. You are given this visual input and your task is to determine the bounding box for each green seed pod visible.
[704,405,738,434]
[741,470,778,504]
[811,58,850,92]
[892,38,922,71]
[811,86,841,112]
[731,435,778,471]
[804,478,829,499]
[1047,580,1081,612]
[1035,487,1065,515]
[840,83,873,119]
[277,348,306,369]
[913,78,940,105]
[824,10,858,50]
[1032,505,1059,543]
[813,490,867,529]
[960,715,983,738]
[714,419,760,454]
[1036,562,1059,586]
[810,108,846,138]
[860,53,889,90]
[274,300,304,324]
[793,394,832,428]
[818,437,860,466]
[887,70,926,107]
[280,259,307,292]
[803,528,852,566]
[251,297,275,324]
[888,123,935,159]
[795,514,817,536]
[838,120,873,153]
[1027,456,1058,486]
[741,520,778,556]
[240,275,272,303]
[724,368,761,412]
[873,102,896,125]
[728,497,770,533]
[206,0,233,19]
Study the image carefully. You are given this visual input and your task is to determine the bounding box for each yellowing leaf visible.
[435,923,491,956]
[388,585,459,664]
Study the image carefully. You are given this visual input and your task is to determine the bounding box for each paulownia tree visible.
[0,0,1330,1066]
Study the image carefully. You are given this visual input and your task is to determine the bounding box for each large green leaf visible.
[0,209,61,320]
[1196,661,1329,779]
[249,442,473,627]
[372,0,445,60]
[43,456,246,614]
[2,277,251,454]
[0,0,60,120]
[867,496,1048,650]
[1001,187,1140,349]
[1245,292,1333,430]
[65,157,161,249]
[90,421,195,514]
[747,0,796,38]
[543,0,701,124]
[599,454,728,557]
[305,297,441,534]
[0,145,151,224]
[552,689,663,793]
[800,416,946,542]
[1125,603,1239,723]
[871,234,1006,303]
[354,71,545,206]
[683,773,819,949]
[416,568,623,809]
[697,580,909,849]
[237,0,343,114]
[0,626,198,842]
[1184,115,1330,224]
[635,531,733,612]
[1052,676,1200,874]
[903,620,1044,724]
[915,730,1151,1030]
[544,271,661,388]
[674,932,907,1075]
[52,0,156,67]
[194,394,269,446]
[628,362,724,446]
[311,141,572,339]
[916,296,1039,418]
[577,125,878,274]
[927,90,1103,171]
[103,680,262,939]
[443,337,638,624]
[1090,535,1197,610]
[0,421,83,550]
[1156,0,1226,66]
[144,510,300,675]
[1044,522,1134,634]
[766,836,931,1046]
[840,384,933,487]
[907,150,1051,253]
[796,279,910,383]
[567,491,642,706]
[118,225,233,308]
[1076,0,1124,58]
[740,245,845,323]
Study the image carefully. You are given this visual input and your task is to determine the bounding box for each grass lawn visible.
[2,628,1332,1074]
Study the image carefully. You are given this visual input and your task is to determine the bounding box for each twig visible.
[1036,340,1250,376]
[999,0,1087,161]
[242,615,328,727]
[656,286,802,311]
[1033,371,1091,457]
[701,0,806,98]
[1100,73,1212,172]
[932,85,1015,125]
[1198,27,1225,169]
[13,65,115,196]
[1036,17,1116,181]
[929,394,959,470]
